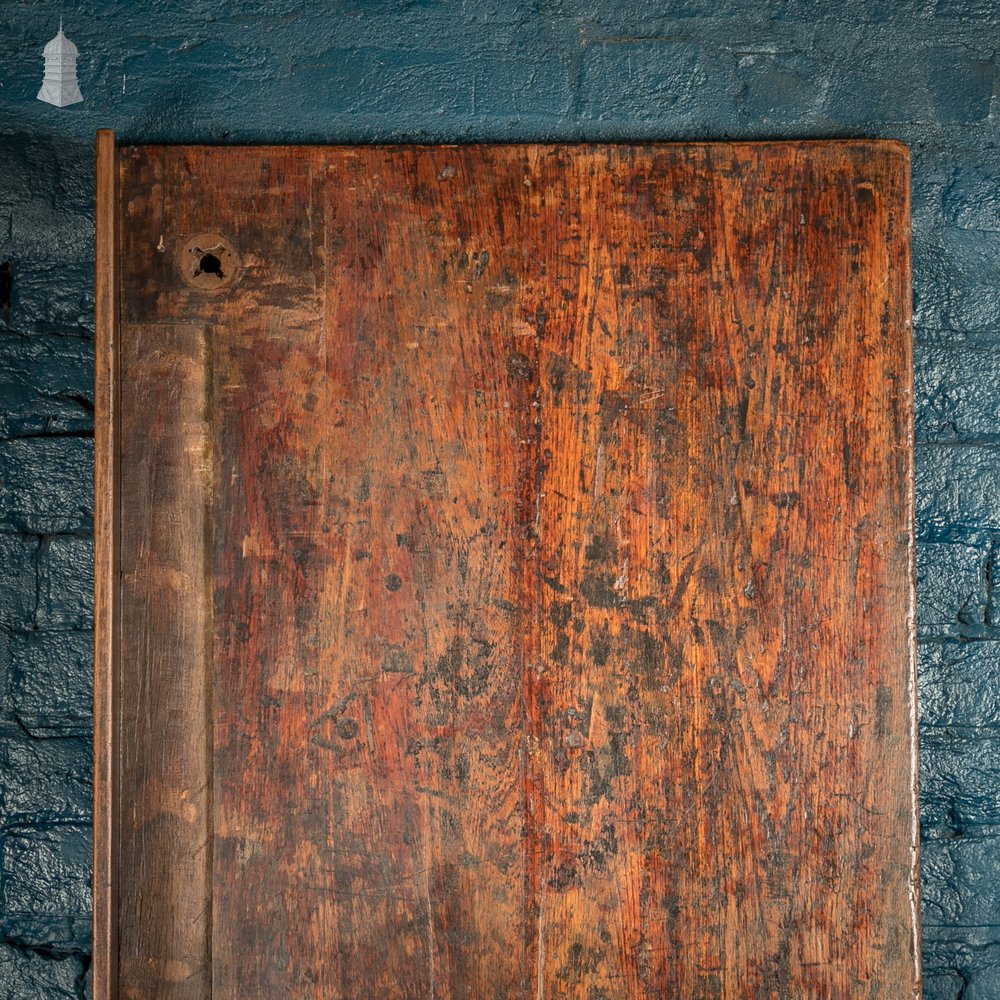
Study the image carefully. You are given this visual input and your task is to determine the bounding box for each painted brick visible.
[2,259,95,337]
[779,0,926,19]
[911,249,959,334]
[471,54,573,118]
[0,141,92,264]
[460,0,547,24]
[944,166,1000,231]
[922,968,967,1000]
[928,48,996,124]
[922,935,1000,1000]
[0,332,94,439]
[920,642,1000,728]
[0,944,83,1000]
[7,630,93,735]
[290,48,474,116]
[0,534,37,629]
[916,445,1000,534]
[922,836,1000,928]
[941,228,1000,283]
[912,238,1000,337]
[921,730,1000,831]
[821,42,933,125]
[915,344,1000,443]
[0,735,91,825]
[990,552,1000,630]
[575,0,726,21]
[910,163,948,232]
[578,41,717,122]
[0,437,93,534]
[933,286,1000,339]
[917,543,987,638]
[36,536,94,631]
[735,51,828,124]
[0,825,91,949]
[934,0,1000,16]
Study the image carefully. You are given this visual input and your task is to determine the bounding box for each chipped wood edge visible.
[898,144,924,998]
[93,127,119,1000]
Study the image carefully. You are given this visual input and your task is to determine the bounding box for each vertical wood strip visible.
[525,142,918,997]
[92,127,119,1000]
[531,146,666,998]
[308,146,531,998]
[117,323,213,1000]
[899,149,923,993]
[205,149,330,999]
[208,146,532,998]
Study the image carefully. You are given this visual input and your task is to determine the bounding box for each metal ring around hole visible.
[176,232,242,291]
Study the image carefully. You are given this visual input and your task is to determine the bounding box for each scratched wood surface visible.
[117,322,212,1000]
[109,141,919,999]
[93,129,118,1000]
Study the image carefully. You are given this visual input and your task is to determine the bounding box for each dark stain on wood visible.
[104,140,918,999]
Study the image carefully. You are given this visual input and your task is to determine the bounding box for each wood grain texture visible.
[117,321,213,1000]
[104,141,919,999]
[92,127,119,1000]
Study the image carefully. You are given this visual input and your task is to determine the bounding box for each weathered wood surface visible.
[117,322,213,1000]
[92,127,119,1000]
[108,141,918,999]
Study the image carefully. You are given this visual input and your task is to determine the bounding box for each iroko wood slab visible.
[95,133,919,999]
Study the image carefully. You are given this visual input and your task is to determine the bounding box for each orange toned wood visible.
[207,150,535,995]
[92,128,118,1000]
[99,140,919,999]
[528,145,919,997]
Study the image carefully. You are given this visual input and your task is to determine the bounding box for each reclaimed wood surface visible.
[117,322,213,1000]
[92,127,119,1000]
[104,140,919,999]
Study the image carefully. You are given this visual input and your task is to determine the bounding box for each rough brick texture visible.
[1,1,998,995]
[0,944,84,1000]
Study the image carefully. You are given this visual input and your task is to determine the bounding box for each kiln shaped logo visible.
[37,20,83,108]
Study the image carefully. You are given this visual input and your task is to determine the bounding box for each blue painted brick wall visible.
[1,1,998,996]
